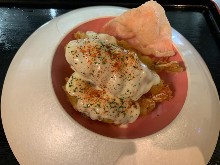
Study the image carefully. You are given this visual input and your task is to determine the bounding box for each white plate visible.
[1,6,220,165]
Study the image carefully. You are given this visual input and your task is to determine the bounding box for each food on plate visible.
[101,0,174,57]
[63,1,183,125]
[64,32,161,124]
[64,31,181,125]
[138,80,173,115]
[65,31,160,101]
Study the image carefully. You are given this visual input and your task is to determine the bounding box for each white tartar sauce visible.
[65,31,160,124]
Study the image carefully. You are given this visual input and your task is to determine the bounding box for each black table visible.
[0,0,219,164]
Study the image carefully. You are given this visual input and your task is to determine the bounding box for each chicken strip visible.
[65,32,160,101]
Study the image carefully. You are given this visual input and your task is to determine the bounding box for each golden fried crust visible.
[137,80,173,116]
[149,81,173,102]
[138,98,156,115]
[74,31,88,39]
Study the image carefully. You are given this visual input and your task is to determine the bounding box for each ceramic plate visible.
[1,6,220,165]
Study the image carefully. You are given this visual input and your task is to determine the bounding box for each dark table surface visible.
[0,0,220,164]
